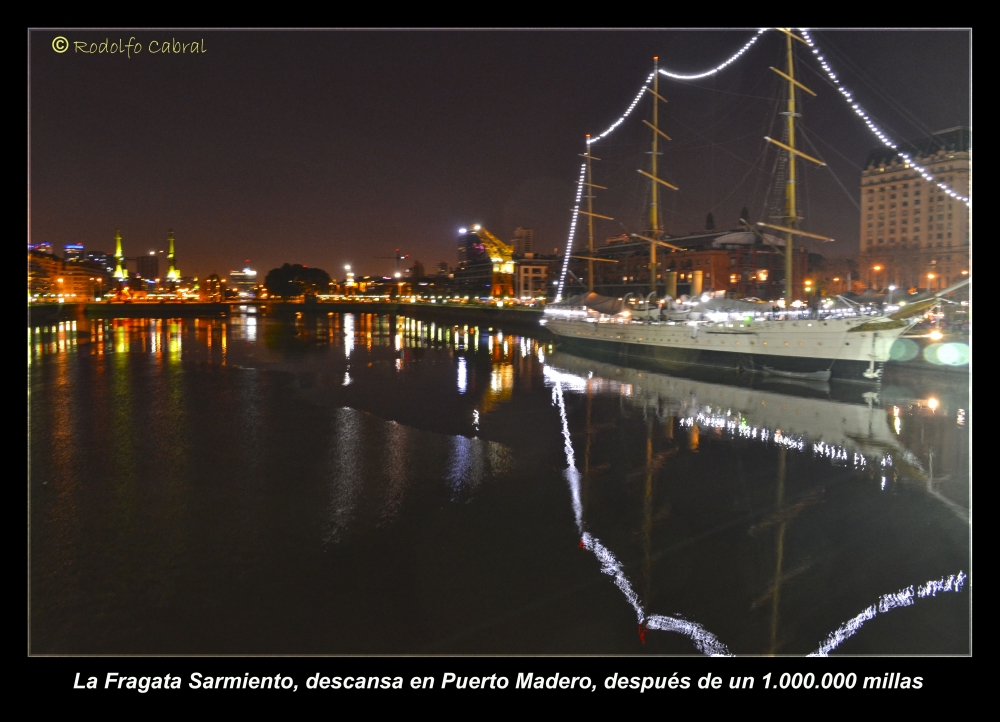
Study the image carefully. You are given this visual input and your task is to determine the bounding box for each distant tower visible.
[166,229,181,281]
[113,229,126,280]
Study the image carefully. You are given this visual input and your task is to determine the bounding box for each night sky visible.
[29,29,970,279]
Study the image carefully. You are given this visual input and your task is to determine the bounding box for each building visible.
[229,264,258,297]
[567,230,809,301]
[514,258,548,299]
[859,127,970,291]
[457,230,487,265]
[511,227,534,255]
[64,244,84,262]
[136,253,160,281]
[84,251,114,274]
[28,248,103,300]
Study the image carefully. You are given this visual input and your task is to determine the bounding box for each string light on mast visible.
[555,163,588,301]
[657,29,768,80]
[798,29,969,206]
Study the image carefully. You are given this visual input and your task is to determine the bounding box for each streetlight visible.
[871,265,882,290]
[927,272,935,292]
[887,284,896,305]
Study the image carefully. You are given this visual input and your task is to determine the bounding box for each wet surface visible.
[29,312,970,654]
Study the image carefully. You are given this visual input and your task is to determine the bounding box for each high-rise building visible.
[859,127,970,291]
[229,264,258,297]
[64,244,85,262]
[85,251,114,274]
[511,227,534,255]
[136,253,159,280]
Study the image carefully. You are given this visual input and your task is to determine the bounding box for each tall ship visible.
[543,32,966,384]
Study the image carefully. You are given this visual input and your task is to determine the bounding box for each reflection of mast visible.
[769,445,787,655]
[643,414,654,630]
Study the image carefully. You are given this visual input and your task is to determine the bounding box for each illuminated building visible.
[567,230,807,300]
[64,244,84,262]
[514,261,548,299]
[229,264,258,297]
[28,247,102,299]
[860,127,970,291]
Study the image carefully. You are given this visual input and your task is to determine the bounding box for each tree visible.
[264,264,332,299]
[705,212,715,231]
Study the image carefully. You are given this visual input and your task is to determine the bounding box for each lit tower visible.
[166,229,181,281]
[113,229,126,280]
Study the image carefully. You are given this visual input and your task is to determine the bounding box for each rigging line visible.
[706,141,771,216]
[662,126,768,155]
[798,29,969,206]
[588,30,770,148]
[666,78,779,102]
[815,32,943,141]
[799,124,865,171]
[800,127,862,211]
[666,111,759,168]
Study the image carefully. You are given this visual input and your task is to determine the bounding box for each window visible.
[915,190,921,196]
[878,238,884,244]
[890,193,896,199]
[866,239,873,245]
[730,273,738,283]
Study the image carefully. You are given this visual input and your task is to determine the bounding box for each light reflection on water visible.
[29,312,969,654]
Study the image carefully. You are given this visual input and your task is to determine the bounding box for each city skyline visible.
[29,29,970,279]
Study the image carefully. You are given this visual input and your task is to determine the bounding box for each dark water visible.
[29,312,970,655]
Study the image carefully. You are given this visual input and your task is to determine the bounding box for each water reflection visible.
[29,311,969,654]
[546,351,968,654]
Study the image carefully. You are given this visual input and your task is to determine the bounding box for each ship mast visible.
[577,136,612,293]
[759,29,831,310]
[649,57,661,295]
[782,34,797,310]
[636,58,679,296]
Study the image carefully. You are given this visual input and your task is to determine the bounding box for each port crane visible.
[375,248,410,275]
[466,224,514,297]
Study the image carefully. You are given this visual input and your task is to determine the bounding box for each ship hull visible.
[544,317,905,384]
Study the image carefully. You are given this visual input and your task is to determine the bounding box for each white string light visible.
[555,162,587,302]
[798,29,970,206]
[587,73,655,145]
[658,29,768,80]
[561,32,770,296]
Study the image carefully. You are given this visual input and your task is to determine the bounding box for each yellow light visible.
[929,330,944,341]
[928,273,935,279]
[873,265,882,272]
[928,397,939,411]
[833,277,840,282]
[961,270,969,275]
